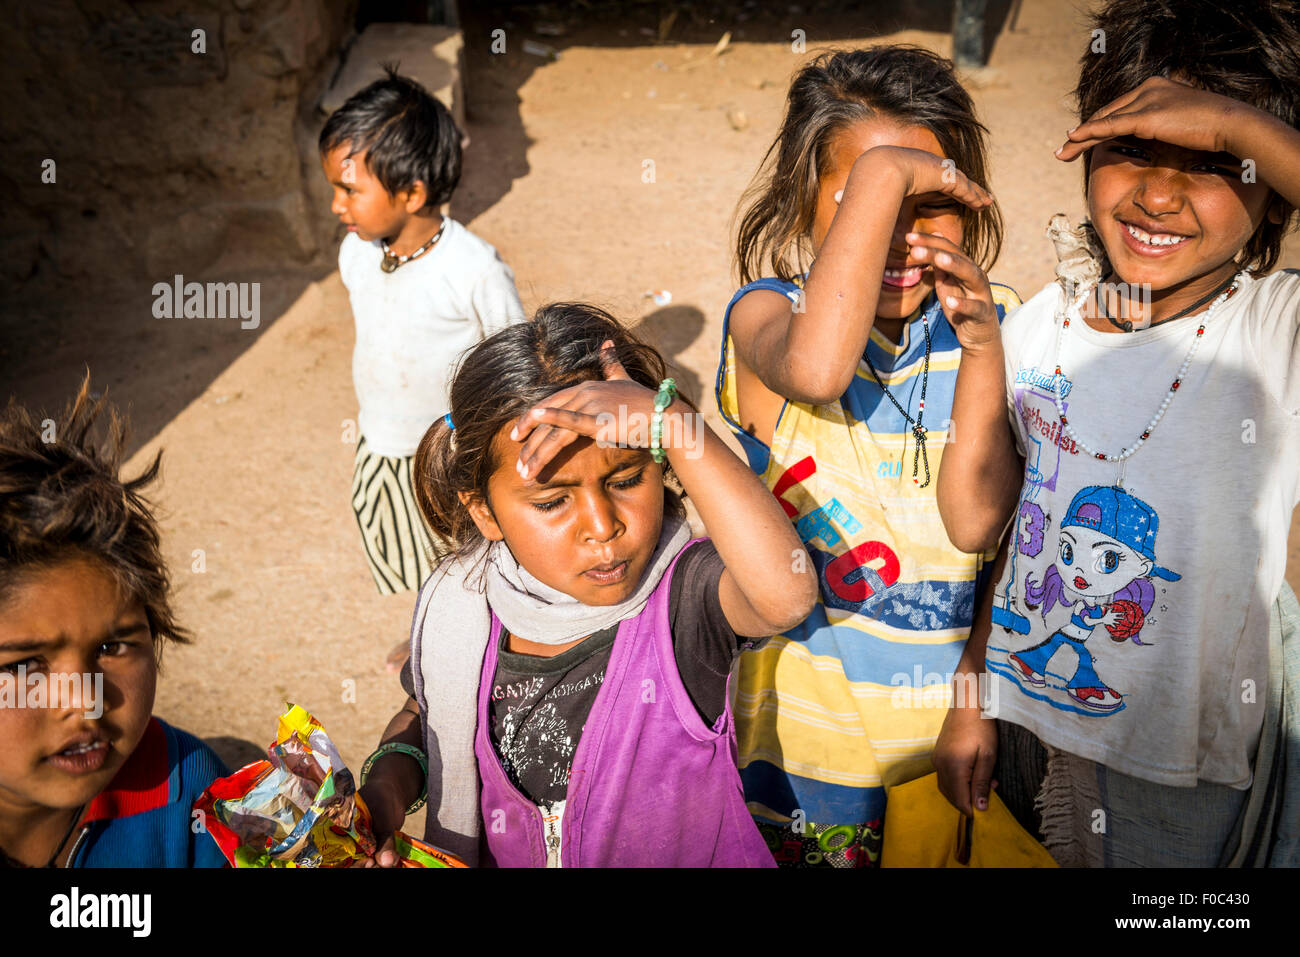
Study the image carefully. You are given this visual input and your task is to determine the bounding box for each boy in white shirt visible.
[320,67,526,597]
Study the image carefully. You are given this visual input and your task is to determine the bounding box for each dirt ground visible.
[14,0,1300,781]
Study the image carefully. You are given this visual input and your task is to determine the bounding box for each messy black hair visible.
[1077,0,1300,273]
[0,377,190,662]
[318,64,462,208]
[413,303,692,561]
[735,45,1003,285]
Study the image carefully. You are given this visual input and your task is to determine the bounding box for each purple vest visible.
[474,539,775,867]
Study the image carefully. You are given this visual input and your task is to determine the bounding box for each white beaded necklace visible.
[1052,272,1242,482]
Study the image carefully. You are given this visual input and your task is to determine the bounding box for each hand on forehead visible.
[493,424,648,489]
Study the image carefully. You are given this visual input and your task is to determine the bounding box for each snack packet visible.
[194,704,466,868]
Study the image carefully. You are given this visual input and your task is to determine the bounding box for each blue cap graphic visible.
[1061,485,1180,581]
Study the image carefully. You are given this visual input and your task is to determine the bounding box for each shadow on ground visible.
[631,304,707,405]
[3,0,1016,457]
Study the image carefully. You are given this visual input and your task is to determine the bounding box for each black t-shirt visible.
[400,540,746,807]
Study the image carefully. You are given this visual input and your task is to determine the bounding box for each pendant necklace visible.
[380,218,446,273]
[863,299,935,488]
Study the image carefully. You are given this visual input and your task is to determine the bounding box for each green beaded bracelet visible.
[360,743,429,815]
[650,378,677,464]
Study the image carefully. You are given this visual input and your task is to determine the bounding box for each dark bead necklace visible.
[863,300,935,488]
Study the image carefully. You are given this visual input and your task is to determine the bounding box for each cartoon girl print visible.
[1005,485,1180,713]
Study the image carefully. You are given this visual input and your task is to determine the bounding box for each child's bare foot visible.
[385,640,410,674]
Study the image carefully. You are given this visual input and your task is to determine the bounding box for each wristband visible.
[361,743,429,815]
[649,378,677,464]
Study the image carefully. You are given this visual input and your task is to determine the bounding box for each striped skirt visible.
[350,436,445,594]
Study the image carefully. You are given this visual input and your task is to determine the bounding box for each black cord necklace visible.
[1098,271,1237,332]
[0,805,85,868]
[45,806,84,867]
[863,301,934,488]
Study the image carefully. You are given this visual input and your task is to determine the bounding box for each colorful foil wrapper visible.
[194,704,466,868]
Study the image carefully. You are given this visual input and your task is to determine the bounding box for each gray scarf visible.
[409,511,692,865]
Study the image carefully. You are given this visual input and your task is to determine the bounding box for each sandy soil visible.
[15,0,1298,782]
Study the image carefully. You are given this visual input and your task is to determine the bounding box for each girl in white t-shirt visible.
[935,0,1300,866]
[319,67,526,604]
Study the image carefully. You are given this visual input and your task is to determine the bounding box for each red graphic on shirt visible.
[826,541,901,603]
[1105,599,1145,641]
[771,456,817,518]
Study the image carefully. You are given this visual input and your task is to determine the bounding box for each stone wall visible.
[1,0,357,295]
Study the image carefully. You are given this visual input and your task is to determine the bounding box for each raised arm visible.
[730,146,993,406]
[511,345,820,637]
[1057,75,1300,210]
[935,323,1023,553]
[660,395,819,638]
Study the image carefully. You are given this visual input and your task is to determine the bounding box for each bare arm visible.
[511,347,820,638]
[954,542,1006,682]
[660,399,819,637]
[933,541,1009,815]
[1232,110,1300,209]
[1058,75,1300,209]
[356,695,423,867]
[730,147,993,406]
[936,335,1023,553]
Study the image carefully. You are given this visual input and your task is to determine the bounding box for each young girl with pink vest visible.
[356,302,818,867]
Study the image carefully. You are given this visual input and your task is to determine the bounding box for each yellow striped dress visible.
[716,276,1021,866]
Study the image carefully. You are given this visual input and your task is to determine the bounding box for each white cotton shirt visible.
[339,218,526,457]
[986,270,1300,788]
